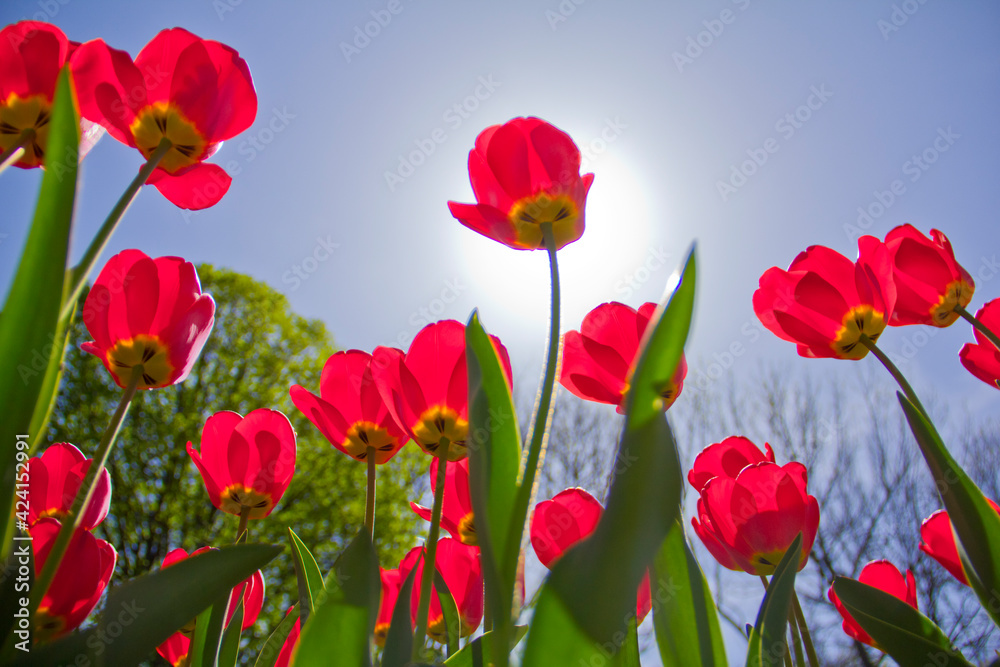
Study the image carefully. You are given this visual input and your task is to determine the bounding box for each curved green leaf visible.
[288,528,325,626]
[745,533,801,667]
[14,544,281,666]
[382,564,418,667]
[831,576,971,666]
[898,393,1000,628]
[294,529,380,667]
[253,605,299,667]
[434,569,461,657]
[0,66,79,551]
[522,248,696,665]
[465,310,522,635]
[442,625,528,666]
[218,600,244,667]
[652,520,727,667]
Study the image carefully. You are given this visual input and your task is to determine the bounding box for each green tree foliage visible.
[46,265,427,662]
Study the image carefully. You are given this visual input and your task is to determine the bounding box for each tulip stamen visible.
[412,406,468,461]
[130,102,207,174]
[508,193,580,249]
[105,334,174,389]
[343,421,397,462]
[0,94,51,167]
[832,305,887,360]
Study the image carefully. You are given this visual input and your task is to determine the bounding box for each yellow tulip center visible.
[106,334,174,389]
[0,93,51,167]
[508,192,580,249]
[130,102,207,173]
[33,607,66,644]
[831,305,886,360]
[344,422,397,462]
[458,512,477,546]
[219,485,273,520]
[929,279,974,327]
[412,406,468,461]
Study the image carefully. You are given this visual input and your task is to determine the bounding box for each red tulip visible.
[275,615,301,667]
[560,302,687,413]
[448,117,595,250]
[80,249,215,390]
[27,442,111,530]
[959,298,1000,389]
[920,500,1000,586]
[0,22,104,168]
[275,623,301,667]
[753,237,896,360]
[411,458,477,545]
[692,461,819,576]
[155,546,265,665]
[688,436,775,493]
[71,28,256,209]
[187,409,296,519]
[829,560,917,649]
[373,320,512,461]
[31,517,116,643]
[375,568,403,647]
[885,225,974,327]
[531,488,652,621]
[400,539,484,640]
[290,350,408,464]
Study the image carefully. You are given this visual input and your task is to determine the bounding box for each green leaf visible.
[193,589,232,667]
[434,568,461,657]
[442,625,528,666]
[464,309,522,634]
[14,544,281,666]
[27,301,76,451]
[188,603,216,667]
[293,529,380,667]
[831,577,972,666]
[288,528,325,626]
[522,248,696,665]
[652,520,727,667]
[382,564,418,667]
[0,66,79,551]
[898,393,1000,628]
[614,617,640,667]
[218,599,245,667]
[745,533,801,667]
[253,605,299,667]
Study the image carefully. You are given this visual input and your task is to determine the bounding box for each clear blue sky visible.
[3,1,999,662]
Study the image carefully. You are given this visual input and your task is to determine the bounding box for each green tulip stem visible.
[62,137,173,322]
[859,334,928,418]
[792,592,820,667]
[30,364,143,613]
[788,610,805,667]
[236,505,251,543]
[412,442,449,660]
[365,445,377,541]
[0,129,36,176]
[954,304,1000,353]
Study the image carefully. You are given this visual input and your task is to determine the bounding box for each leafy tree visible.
[47,265,428,663]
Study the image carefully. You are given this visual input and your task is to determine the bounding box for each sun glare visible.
[458,151,657,337]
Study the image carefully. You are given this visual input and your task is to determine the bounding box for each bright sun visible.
[458,151,659,339]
